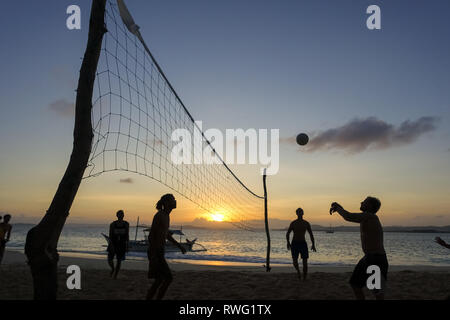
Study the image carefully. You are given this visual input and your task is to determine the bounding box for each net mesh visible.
[85,0,264,230]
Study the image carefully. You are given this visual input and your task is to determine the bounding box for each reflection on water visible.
[6,224,450,266]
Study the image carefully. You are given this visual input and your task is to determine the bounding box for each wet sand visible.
[1,250,449,300]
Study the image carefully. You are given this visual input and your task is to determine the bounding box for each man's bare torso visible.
[0,223,11,241]
[360,213,385,255]
[290,219,309,242]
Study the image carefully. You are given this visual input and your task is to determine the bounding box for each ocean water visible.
[6,224,450,267]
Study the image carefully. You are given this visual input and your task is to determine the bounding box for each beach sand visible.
[1,250,449,300]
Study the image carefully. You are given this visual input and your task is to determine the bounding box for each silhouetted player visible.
[147,194,186,300]
[286,208,316,280]
[108,210,129,279]
[330,196,388,300]
[0,214,12,264]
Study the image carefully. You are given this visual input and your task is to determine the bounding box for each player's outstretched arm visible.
[435,237,450,249]
[330,202,364,223]
[167,233,186,254]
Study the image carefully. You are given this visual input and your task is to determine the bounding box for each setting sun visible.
[209,213,225,222]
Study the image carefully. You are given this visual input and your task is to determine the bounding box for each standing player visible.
[0,214,12,264]
[330,196,388,300]
[107,210,129,279]
[147,194,186,300]
[286,208,316,280]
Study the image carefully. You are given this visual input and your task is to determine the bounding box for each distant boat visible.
[326,224,334,234]
[102,217,207,253]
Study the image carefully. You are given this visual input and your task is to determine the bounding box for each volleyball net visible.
[85,0,266,231]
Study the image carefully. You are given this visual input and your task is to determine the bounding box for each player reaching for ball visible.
[330,197,388,300]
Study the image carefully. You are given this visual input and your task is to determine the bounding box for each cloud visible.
[289,116,438,154]
[48,99,75,117]
[119,178,133,184]
[280,136,296,145]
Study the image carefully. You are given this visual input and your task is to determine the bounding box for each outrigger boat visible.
[102,217,207,253]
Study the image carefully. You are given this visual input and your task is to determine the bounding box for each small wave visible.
[57,249,291,265]
[165,253,292,265]
[5,242,26,249]
[59,249,108,256]
[56,249,359,266]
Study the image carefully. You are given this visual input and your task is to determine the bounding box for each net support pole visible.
[263,168,271,272]
[24,0,107,300]
[135,216,139,241]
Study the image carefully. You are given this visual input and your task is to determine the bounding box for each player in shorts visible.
[108,210,129,279]
[146,194,186,300]
[330,196,388,300]
[286,208,316,280]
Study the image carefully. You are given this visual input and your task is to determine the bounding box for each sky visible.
[0,0,449,227]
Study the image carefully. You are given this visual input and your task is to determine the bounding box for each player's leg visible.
[113,259,122,279]
[302,258,308,280]
[291,244,301,279]
[351,286,365,300]
[147,254,162,299]
[293,258,301,279]
[349,256,368,300]
[113,243,126,279]
[146,276,163,300]
[156,274,173,300]
[301,242,309,281]
[155,260,173,300]
[374,271,387,300]
[107,250,115,277]
[372,254,388,300]
[114,246,126,279]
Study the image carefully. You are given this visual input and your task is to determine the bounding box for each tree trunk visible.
[24,0,107,300]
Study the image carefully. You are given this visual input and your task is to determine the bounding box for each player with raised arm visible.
[330,196,388,300]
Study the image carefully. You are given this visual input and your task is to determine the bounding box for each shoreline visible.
[3,250,449,273]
